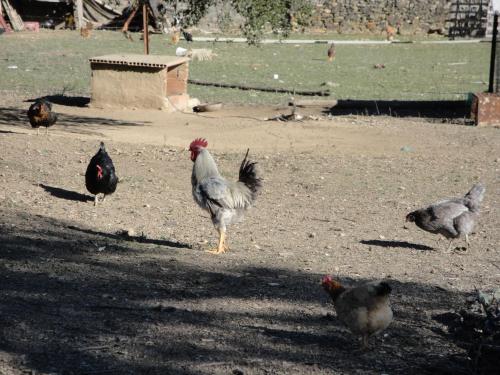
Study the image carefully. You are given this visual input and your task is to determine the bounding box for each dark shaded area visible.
[67,224,193,249]
[325,100,472,123]
[360,239,434,251]
[0,107,149,136]
[39,184,93,203]
[26,95,91,108]
[0,209,472,375]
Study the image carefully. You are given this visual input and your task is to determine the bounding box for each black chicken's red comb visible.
[189,138,208,150]
[321,275,333,284]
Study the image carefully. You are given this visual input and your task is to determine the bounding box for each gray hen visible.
[189,138,262,254]
[406,183,485,250]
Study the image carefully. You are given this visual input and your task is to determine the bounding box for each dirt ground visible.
[0,100,499,375]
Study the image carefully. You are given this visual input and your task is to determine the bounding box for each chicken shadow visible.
[360,239,434,251]
[39,184,93,202]
[66,224,193,249]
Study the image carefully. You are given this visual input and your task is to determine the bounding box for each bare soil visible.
[0,101,499,375]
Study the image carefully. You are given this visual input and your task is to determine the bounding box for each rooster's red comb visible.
[189,138,208,150]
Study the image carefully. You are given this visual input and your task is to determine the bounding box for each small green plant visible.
[231,0,312,45]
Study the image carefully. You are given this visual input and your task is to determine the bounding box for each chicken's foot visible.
[45,127,49,136]
[94,194,99,206]
[206,230,226,254]
[445,239,454,252]
[36,128,40,136]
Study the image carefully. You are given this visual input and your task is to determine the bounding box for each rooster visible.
[327,43,335,62]
[406,183,485,251]
[27,99,57,135]
[189,138,262,254]
[321,276,393,349]
[85,142,118,206]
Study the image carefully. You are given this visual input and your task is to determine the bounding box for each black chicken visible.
[27,99,57,135]
[181,28,193,42]
[85,142,118,206]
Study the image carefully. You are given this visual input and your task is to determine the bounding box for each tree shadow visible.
[0,107,150,136]
[66,224,193,249]
[0,208,471,375]
[360,239,434,251]
[39,184,93,202]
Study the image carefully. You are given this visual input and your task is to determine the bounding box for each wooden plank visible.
[2,0,23,31]
[188,79,331,96]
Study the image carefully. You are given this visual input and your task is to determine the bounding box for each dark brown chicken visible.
[322,276,393,349]
[327,43,335,62]
[27,99,57,135]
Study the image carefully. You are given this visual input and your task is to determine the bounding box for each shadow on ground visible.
[0,107,149,136]
[39,184,93,203]
[325,100,472,124]
[26,95,91,108]
[0,208,472,374]
[360,239,434,251]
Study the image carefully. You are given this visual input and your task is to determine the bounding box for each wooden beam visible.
[143,3,149,54]
[75,0,83,29]
[187,79,330,96]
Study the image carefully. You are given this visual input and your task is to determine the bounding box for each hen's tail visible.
[463,183,485,212]
[239,149,262,200]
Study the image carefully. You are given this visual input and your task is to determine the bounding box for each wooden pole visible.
[143,3,149,54]
[75,0,83,29]
[488,13,498,93]
[188,79,331,96]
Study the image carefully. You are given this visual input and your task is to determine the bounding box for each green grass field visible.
[0,30,491,104]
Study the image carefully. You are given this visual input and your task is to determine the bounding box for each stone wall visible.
[197,0,454,35]
[311,0,451,34]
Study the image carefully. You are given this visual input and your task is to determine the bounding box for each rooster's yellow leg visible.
[45,127,49,136]
[36,128,39,136]
[465,234,470,247]
[94,195,99,206]
[206,230,226,254]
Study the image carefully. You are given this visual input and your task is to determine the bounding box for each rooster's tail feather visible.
[375,282,392,296]
[239,149,262,200]
[464,183,485,212]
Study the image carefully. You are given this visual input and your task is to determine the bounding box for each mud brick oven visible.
[89,54,190,111]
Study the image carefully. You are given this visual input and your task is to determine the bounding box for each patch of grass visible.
[0,30,490,104]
